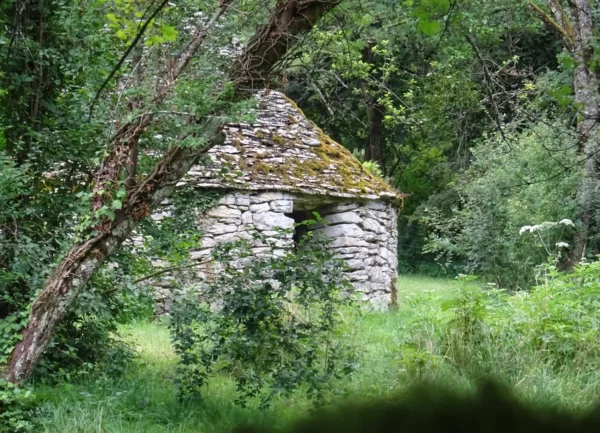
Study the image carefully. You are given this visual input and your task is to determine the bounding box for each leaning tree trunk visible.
[4,146,200,382]
[3,0,341,384]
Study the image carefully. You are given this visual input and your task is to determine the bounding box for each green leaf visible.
[112,200,123,210]
[418,20,441,36]
[116,29,128,41]
[106,13,120,24]
[160,25,178,42]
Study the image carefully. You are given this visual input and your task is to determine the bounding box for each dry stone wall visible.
[192,191,296,261]
[313,201,398,306]
[191,191,398,306]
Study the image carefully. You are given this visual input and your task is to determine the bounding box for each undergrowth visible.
[32,269,600,432]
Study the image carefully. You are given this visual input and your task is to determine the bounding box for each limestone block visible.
[369,291,392,309]
[213,231,252,244]
[212,232,239,244]
[218,195,236,205]
[347,270,369,282]
[365,201,388,211]
[369,266,389,284]
[151,209,172,221]
[206,223,238,235]
[211,145,240,154]
[249,195,270,204]
[321,211,362,226]
[190,249,211,259]
[303,137,321,146]
[219,218,241,225]
[250,202,270,213]
[362,209,390,224]
[241,211,253,225]
[332,247,364,255]
[334,253,356,260]
[314,223,364,240]
[265,237,294,248]
[330,237,370,248]
[351,282,372,293]
[261,230,285,237]
[379,247,397,266]
[323,202,359,214]
[270,199,293,213]
[199,237,217,248]
[257,192,289,201]
[235,196,251,206]
[253,211,294,231]
[346,259,366,271]
[252,247,270,255]
[364,232,387,243]
[362,218,385,234]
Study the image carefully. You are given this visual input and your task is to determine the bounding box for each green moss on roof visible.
[189,90,406,206]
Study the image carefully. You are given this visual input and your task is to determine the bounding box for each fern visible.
[362,160,383,178]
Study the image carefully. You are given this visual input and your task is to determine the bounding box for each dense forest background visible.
[3,0,600,431]
[2,0,593,295]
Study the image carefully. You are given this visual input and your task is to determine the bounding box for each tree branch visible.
[133,259,214,284]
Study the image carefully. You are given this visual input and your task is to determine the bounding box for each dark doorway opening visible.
[285,211,310,249]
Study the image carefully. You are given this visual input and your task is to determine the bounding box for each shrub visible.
[396,261,600,388]
[0,381,36,433]
[170,225,357,408]
[417,119,579,288]
[35,254,154,382]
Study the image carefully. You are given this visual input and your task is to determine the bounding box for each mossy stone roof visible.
[184,90,406,205]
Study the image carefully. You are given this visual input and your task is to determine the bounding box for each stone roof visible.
[181,90,406,205]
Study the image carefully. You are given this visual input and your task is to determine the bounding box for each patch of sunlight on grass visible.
[36,320,309,433]
[38,276,556,433]
[397,274,465,296]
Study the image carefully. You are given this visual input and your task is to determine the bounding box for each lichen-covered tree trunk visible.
[4,146,202,382]
[3,0,340,384]
[568,0,598,263]
[530,0,599,264]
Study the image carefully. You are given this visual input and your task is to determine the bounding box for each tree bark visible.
[361,39,385,170]
[531,0,599,264]
[229,0,340,95]
[366,102,385,168]
[3,0,341,384]
[566,0,598,263]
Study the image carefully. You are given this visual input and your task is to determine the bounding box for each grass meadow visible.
[33,275,600,432]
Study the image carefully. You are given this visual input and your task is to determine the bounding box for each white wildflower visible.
[555,242,569,248]
[559,219,574,227]
[153,134,164,140]
[530,225,541,232]
[519,225,532,235]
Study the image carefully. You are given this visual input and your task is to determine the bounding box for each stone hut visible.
[165,90,406,306]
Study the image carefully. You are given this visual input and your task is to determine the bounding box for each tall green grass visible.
[34,274,600,432]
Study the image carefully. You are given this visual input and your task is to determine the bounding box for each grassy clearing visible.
[33,275,458,433]
[34,275,600,432]
[34,323,306,433]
